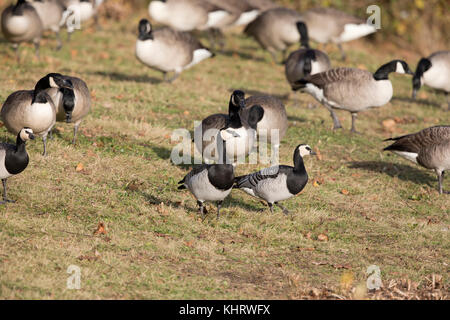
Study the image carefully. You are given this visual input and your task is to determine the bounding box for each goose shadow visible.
[348,160,436,187]
[90,71,162,84]
[219,49,266,62]
[392,96,443,109]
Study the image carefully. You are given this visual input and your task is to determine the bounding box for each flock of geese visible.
[0,0,449,217]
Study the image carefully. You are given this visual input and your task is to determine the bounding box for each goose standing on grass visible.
[1,0,44,61]
[383,126,450,195]
[285,22,331,86]
[240,95,287,162]
[29,0,65,50]
[297,7,377,61]
[194,90,264,163]
[244,7,304,63]
[178,127,238,219]
[412,51,450,111]
[135,19,214,83]
[234,144,316,214]
[46,75,91,144]
[0,128,35,204]
[1,73,73,156]
[292,60,414,133]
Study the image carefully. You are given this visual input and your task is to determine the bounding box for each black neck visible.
[16,134,26,152]
[228,101,242,128]
[217,134,229,165]
[413,58,431,91]
[373,61,397,80]
[296,22,310,49]
[13,0,27,15]
[303,50,316,76]
[293,150,306,173]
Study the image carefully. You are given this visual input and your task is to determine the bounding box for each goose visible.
[29,0,65,50]
[45,75,91,144]
[178,126,238,219]
[284,22,331,86]
[59,0,104,38]
[383,125,450,194]
[245,0,278,11]
[1,73,73,156]
[205,0,259,27]
[234,144,316,214]
[0,128,35,204]
[148,0,231,32]
[136,19,214,82]
[1,0,44,61]
[244,7,304,63]
[194,90,264,163]
[297,7,377,61]
[292,60,414,133]
[240,95,287,161]
[412,51,450,111]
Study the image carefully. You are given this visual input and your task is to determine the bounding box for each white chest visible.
[423,65,450,92]
[187,169,231,202]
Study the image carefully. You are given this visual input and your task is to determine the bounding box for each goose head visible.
[297,144,316,157]
[138,19,153,41]
[412,58,432,99]
[19,127,35,141]
[61,87,76,123]
[35,73,73,92]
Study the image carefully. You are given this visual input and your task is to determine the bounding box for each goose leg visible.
[268,50,278,64]
[72,121,81,145]
[275,202,289,215]
[437,170,449,194]
[55,31,63,51]
[268,202,274,213]
[0,179,15,204]
[163,71,180,83]
[216,200,223,219]
[197,200,207,220]
[446,92,449,111]
[350,113,360,134]
[323,102,342,130]
[12,44,20,63]
[42,134,48,156]
[34,41,40,60]
[337,43,346,61]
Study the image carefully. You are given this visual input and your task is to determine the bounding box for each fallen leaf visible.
[93,222,107,235]
[318,234,329,242]
[75,163,84,172]
[382,119,396,132]
[341,189,350,195]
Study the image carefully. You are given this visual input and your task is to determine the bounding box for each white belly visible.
[254,175,293,203]
[225,126,255,161]
[0,152,13,180]
[24,103,55,135]
[423,65,450,92]
[337,23,376,43]
[136,40,184,72]
[5,16,29,35]
[187,169,232,202]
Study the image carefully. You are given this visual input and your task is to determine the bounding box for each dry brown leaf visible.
[318,234,329,242]
[382,119,396,132]
[93,222,107,235]
[341,189,349,195]
[75,163,84,172]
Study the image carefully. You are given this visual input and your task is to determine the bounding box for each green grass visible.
[0,13,448,300]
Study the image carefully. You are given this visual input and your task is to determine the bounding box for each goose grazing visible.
[297,7,377,61]
[285,22,331,86]
[412,51,450,111]
[384,126,450,194]
[240,95,287,161]
[178,127,238,219]
[194,90,264,163]
[29,0,65,50]
[136,19,214,82]
[292,60,414,133]
[244,7,304,63]
[1,0,44,61]
[0,128,35,204]
[45,75,91,144]
[1,73,73,156]
[234,144,316,214]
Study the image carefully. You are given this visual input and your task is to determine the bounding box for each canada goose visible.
[297,7,377,61]
[194,90,264,163]
[1,73,73,156]
[205,0,259,27]
[148,0,230,32]
[234,144,315,214]
[136,19,214,82]
[240,95,287,161]
[0,128,35,204]
[29,0,65,50]
[284,22,331,85]
[384,126,450,194]
[45,75,91,144]
[1,0,44,61]
[244,7,304,63]
[412,51,450,111]
[178,126,238,219]
[292,60,414,133]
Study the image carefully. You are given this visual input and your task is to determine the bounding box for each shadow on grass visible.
[220,50,266,62]
[348,160,436,187]
[392,96,443,109]
[91,71,162,84]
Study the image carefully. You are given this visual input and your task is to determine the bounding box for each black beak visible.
[310,150,317,156]
[65,113,72,123]
[406,68,414,75]
[29,133,35,140]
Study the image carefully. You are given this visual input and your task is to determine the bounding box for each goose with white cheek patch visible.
[194,90,264,163]
[178,127,238,219]
[1,73,73,156]
[412,51,450,111]
[136,19,214,83]
[234,144,316,214]
[285,22,331,86]
[45,75,91,144]
[292,60,414,133]
[1,0,43,62]
[384,125,450,195]
[0,128,35,204]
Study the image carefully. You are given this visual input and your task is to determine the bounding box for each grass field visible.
[0,11,448,300]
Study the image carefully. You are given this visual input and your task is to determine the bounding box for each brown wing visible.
[384,126,450,153]
[305,68,371,88]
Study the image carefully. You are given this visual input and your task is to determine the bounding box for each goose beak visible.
[29,133,35,140]
[406,69,414,75]
[310,150,317,156]
[65,113,72,123]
